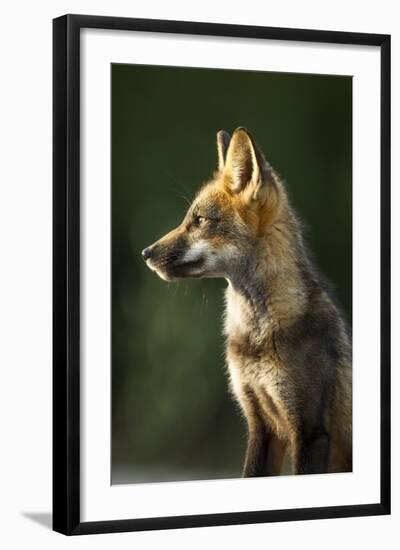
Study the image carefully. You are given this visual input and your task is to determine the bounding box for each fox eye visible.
[194,215,206,226]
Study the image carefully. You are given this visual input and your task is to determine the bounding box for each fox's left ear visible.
[222,127,267,203]
[216,130,231,171]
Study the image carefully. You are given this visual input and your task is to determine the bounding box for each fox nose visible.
[141,247,152,261]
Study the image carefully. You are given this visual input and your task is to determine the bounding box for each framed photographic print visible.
[53,14,391,535]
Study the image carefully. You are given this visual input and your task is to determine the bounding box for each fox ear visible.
[223,127,266,201]
[216,130,231,171]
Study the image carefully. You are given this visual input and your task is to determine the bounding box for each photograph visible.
[111,63,353,485]
[1,0,395,545]
[52,13,390,536]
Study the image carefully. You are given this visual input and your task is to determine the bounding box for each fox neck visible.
[224,234,312,340]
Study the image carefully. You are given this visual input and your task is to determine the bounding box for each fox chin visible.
[142,127,352,477]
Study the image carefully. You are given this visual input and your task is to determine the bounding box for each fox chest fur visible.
[224,282,299,441]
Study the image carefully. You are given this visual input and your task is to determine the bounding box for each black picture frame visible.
[53,14,391,535]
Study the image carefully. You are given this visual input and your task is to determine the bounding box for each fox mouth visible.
[146,256,205,281]
[169,257,205,278]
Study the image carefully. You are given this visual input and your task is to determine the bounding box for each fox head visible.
[142,127,290,283]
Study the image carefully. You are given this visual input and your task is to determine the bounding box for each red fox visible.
[142,127,352,476]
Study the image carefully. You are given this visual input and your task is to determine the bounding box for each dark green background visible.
[111,64,352,484]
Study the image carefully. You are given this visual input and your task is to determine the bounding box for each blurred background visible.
[111,64,352,484]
